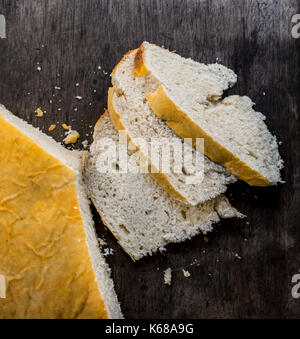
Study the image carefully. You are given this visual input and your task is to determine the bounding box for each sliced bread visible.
[0,105,122,319]
[135,42,283,186]
[109,50,236,206]
[83,112,243,261]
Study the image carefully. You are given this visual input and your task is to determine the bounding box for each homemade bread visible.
[84,112,243,261]
[135,42,283,186]
[0,105,122,319]
[109,50,236,206]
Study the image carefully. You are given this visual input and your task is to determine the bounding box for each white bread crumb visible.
[182,269,191,278]
[164,268,172,286]
[82,140,89,149]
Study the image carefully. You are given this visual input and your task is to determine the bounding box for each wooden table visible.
[0,0,299,319]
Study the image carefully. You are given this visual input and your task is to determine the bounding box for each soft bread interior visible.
[110,51,236,206]
[84,112,243,261]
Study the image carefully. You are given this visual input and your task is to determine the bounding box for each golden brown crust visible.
[111,49,138,76]
[146,85,270,186]
[133,42,149,77]
[0,113,110,319]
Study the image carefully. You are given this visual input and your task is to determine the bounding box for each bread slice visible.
[135,42,283,186]
[109,50,236,206]
[84,112,244,261]
[0,105,122,319]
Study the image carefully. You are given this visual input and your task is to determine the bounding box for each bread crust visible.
[134,42,271,186]
[133,42,149,76]
[146,85,270,186]
[0,109,115,319]
[111,49,138,76]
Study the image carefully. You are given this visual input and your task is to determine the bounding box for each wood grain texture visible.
[0,0,299,319]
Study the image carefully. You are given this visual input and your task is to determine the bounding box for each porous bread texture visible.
[109,50,236,206]
[84,113,243,261]
[0,105,122,319]
[136,42,283,186]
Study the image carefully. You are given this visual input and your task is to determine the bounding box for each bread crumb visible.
[37,66,42,72]
[63,130,80,144]
[103,248,114,256]
[0,275,6,299]
[182,269,191,278]
[82,140,89,149]
[62,123,71,130]
[54,86,61,90]
[35,108,44,117]
[76,96,83,100]
[232,252,242,260]
[98,237,107,246]
[48,124,56,131]
[164,268,172,286]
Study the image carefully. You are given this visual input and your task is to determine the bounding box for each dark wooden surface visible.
[0,0,299,319]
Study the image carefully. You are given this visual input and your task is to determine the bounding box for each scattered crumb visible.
[204,236,209,243]
[49,99,52,104]
[262,91,266,96]
[35,108,44,117]
[37,66,42,72]
[98,65,101,70]
[98,237,107,246]
[182,269,191,278]
[54,86,61,90]
[62,123,71,130]
[76,83,79,87]
[89,125,93,128]
[74,108,78,112]
[232,252,242,260]
[164,268,172,286]
[63,130,80,144]
[48,124,56,132]
[82,140,89,149]
[103,248,114,257]
[57,108,62,111]
[73,206,78,210]
[76,96,83,100]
